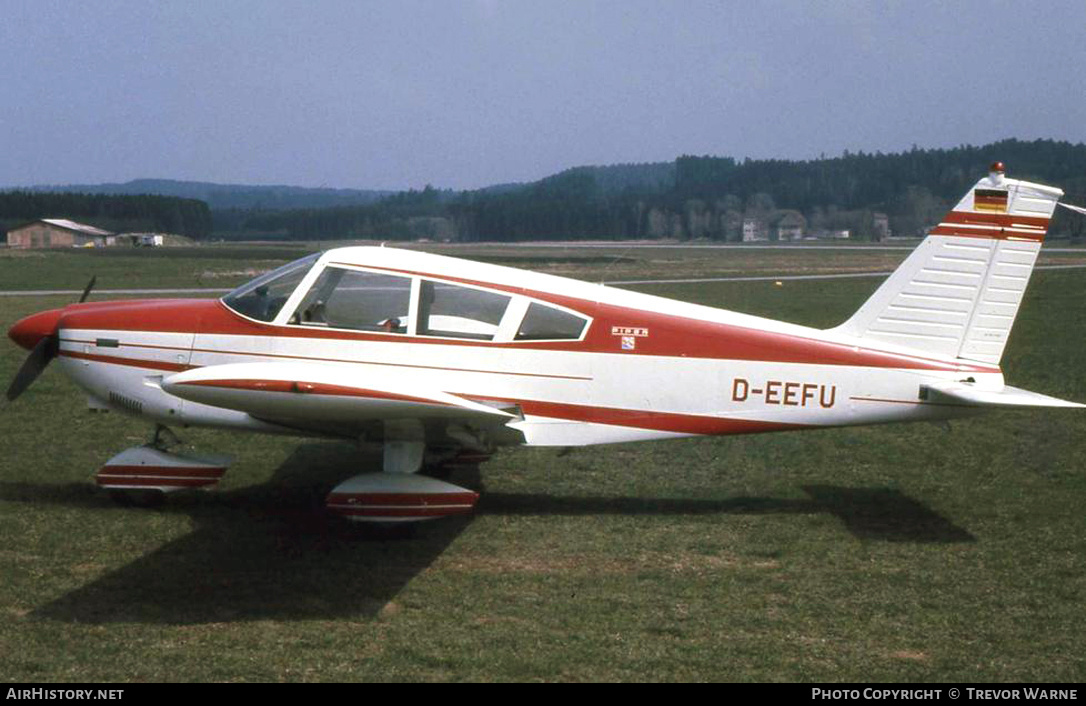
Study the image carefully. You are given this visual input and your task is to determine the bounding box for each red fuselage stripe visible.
[514,400,812,435]
[327,506,475,517]
[96,477,219,487]
[60,349,192,372]
[56,295,1000,373]
[325,264,999,372]
[98,465,226,478]
[180,375,814,435]
[62,347,823,434]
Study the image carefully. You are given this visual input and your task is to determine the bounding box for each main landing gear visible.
[324,423,485,523]
[97,422,488,523]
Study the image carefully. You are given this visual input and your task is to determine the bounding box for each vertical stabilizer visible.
[833,163,1062,365]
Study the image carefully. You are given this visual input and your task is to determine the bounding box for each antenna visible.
[598,244,635,286]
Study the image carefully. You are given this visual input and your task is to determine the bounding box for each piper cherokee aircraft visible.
[5,163,1083,522]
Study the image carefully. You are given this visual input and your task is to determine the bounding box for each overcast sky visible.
[2,0,1084,190]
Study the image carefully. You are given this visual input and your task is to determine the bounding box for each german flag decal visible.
[974,188,1008,213]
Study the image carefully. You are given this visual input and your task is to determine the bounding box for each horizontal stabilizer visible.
[162,362,516,424]
[921,380,1085,409]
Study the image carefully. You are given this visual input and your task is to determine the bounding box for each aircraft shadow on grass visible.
[0,444,973,625]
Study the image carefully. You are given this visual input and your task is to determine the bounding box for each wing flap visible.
[162,362,516,424]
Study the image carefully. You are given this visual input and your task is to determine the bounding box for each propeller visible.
[5,335,59,401]
[79,275,97,304]
[5,275,96,403]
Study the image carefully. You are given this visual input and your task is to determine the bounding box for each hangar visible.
[6,218,116,248]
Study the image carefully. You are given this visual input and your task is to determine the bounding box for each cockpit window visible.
[418,280,511,341]
[290,267,412,333]
[222,253,319,322]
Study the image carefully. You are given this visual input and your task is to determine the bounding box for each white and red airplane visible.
[6,163,1082,522]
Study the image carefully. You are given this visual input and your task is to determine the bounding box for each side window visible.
[515,302,588,341]
[291,267,411,333]
[418,280,511,341]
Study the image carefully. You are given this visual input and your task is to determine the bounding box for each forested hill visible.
[25,179,393,211]
[544,162,676,195]
[0,191,212,239]
[673,140,1086,213]
[10,139,1085,242]
[223,139,1086,242]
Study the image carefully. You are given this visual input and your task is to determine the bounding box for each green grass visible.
[0,248,1084,681]
[2,241,1084,292]
[0,246,315,291]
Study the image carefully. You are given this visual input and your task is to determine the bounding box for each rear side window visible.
[418,280,511,341]
[515,302,588,341]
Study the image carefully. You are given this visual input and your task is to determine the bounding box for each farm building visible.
[772,210,807,241]
[872,212,891,240]
[6,219,116,249]
[742,216,769,242]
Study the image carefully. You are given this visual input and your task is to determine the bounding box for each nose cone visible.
[8,308,64,350]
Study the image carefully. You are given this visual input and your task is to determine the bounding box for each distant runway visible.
[509,242,1086,254]
[506,241,917,251]
[3,264,1086,297]
[608,263,1086,286]
[0,287,232,297]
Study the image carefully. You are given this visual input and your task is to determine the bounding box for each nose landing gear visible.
[97,425,231,507]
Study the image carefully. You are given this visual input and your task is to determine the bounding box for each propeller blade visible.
[5,335,58,402]
[78,275,97,304]
[5,278,89,403]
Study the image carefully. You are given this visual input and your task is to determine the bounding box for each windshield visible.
[222,253,320,322]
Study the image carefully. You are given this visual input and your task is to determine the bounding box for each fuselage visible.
[10,247,999,447]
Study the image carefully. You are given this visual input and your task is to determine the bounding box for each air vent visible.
[108,391,143,414]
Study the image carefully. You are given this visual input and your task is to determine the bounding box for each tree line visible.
[217,139,1086,242]
[9,139,1084,243]
[0,191,212,239]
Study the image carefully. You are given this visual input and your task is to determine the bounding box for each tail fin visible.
[833,163,1063,365]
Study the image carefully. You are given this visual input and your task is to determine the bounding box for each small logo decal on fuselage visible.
[613,326,648,351]
[732,377,836,408]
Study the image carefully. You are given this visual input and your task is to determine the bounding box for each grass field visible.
[3,240,1085,291]
[1,245,1084,682]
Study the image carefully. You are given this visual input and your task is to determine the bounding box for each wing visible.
[162,362,518,431]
